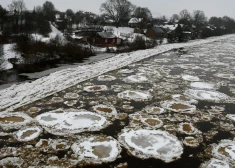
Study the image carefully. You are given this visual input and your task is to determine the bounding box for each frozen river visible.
[1,35,235,167]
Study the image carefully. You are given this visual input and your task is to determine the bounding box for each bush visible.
[129,36,146,51]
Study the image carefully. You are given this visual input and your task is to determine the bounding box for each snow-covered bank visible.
[31,23,66,43]
[0,44,22,70]
[0,34,234,111]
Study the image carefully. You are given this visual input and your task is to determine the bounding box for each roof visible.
[152,27,165,33]
[128,18,143,24]
[97,32,117,39]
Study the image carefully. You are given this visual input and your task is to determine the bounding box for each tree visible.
[133,7,152,22]
[100,0,135,27]
[170,14,179,23]
[42,1,56,22]
[209,16,223,27]
[222,16,235,33]
[8,0,27,33]
[0,5,7,31]
[179,9,192,25]
[193,10,207,26]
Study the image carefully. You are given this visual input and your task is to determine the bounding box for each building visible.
[91,32,121,47]
[146,27,167,39]
[128,18,143,28]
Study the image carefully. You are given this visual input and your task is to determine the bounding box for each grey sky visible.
[0,0,234,19]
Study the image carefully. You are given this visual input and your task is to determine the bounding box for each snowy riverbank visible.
[0,34,234,111]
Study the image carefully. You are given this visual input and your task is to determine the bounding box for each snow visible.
[35,109,109,136]
[104,26,134,39]
[71,135,121,165]
[118,90,153,101]
[15,126,42,142]
[190,82,216,90]
[0,44,22,70]
[31,23,66,44]
[200,158,230,168]
[0,34,235,112]
[118,129,183,163]
[185,89,230,102]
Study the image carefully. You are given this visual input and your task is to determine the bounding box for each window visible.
[105,39,108,43]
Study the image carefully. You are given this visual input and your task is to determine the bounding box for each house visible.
[128,18,143,28]
[146,27,167,39]
[91,32,122,47]
[74,28,103,42]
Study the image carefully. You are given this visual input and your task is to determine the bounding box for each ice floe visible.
[35,109,109,135]
[185,89,230,102]
[200,158,230,168]
[84,85,108,92]
[36,139,71,152]
[215,73,235,79]
[124,73,148,83]
[0,112,33,130]
[182,75,200,82]
[226,114,235,122]
[15,126,42,142]
[172,94,198,104]
[0,157,24,167]
[118,90,152,101]
[118,129,183,163]
[190,82,216,90]
[92,104,117,118]
[27,107,41,113]
[140,117,163,129]
[212,140,235,166]
[72,135,121,165]
[64,92,79,99]
[144,106,166,114]
[183,137,200,148]
[98,75,117,81]
[161,101,196,114]
[178,123,200,135]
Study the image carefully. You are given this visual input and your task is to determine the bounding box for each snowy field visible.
[1,33,235,167]
[0,34,235,111]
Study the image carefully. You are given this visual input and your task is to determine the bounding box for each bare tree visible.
[8,0,27,33]
[42,1,56,22]
[170,14,179,23]
[133,7,152,22]
[179,9,192,25]
[100,0,135,27]
[193,10,207,26]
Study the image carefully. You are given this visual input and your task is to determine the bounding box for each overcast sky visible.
[0,0,234,19]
